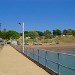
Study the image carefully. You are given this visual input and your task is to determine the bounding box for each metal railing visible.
[11,45,75,75]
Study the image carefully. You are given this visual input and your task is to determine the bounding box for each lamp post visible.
[0,23,1,32]
[19,22,24,53]
[22,22,24,53]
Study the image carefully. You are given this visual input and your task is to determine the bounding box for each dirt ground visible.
[0,45,50,75]
[27,43,75,52]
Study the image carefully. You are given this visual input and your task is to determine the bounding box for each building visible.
[11,40,17,45]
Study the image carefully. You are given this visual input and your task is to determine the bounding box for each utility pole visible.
[19,22,24,53]
[22,22,24,53]
[0,23,1,32]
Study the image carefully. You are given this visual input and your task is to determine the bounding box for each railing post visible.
[33,48,34,59]
[26,48,28,56]
[38,49,39,63]
[25,47,26,55]
[58,53,59,74]
[45,51,47,67]
[21,46,22,52]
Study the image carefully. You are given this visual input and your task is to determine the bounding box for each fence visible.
[11,45,75,75]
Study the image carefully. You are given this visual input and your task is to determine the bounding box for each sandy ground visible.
[0,45,50,75]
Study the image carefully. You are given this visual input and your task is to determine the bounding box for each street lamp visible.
[19,22,24,53]
[0,23,1,32]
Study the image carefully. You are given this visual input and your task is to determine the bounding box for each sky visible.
[0,0,75,32]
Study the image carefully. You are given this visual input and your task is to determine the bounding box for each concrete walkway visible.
[0,45,50,75]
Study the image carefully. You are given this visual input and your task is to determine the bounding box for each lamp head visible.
[18,23,21,25]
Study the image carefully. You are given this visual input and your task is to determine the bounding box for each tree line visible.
[0,29,75,40]
[23,29,75,39]
[0,30,20,40]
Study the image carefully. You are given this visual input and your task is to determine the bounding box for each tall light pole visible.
[19,22,24,53]
[0,23,1,32]
[22,22,24,53]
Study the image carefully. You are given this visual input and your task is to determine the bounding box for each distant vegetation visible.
[0,29,75,44]
[0,29,20,40]
[23,29,75,38]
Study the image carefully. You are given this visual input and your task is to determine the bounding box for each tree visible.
[67,29,73,35]
[63,29,67,35]
[0,30,7,39]
[44,30,52,39]
[24,31,29,34]
[24,31,29,37]
[28,31,39,39]
[53,29,61,36]
[72,30,75,36]
[63,29,73,35]
[6,30,20,39]
[36,31,44,36]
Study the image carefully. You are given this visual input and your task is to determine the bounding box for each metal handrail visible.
[11,45,75,75]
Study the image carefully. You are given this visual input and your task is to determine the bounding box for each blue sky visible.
[0,0,75,32]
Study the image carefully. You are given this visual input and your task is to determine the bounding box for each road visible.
[0,45,50,75]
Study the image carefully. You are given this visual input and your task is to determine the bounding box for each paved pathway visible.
[0,45,50,75]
